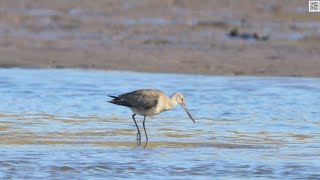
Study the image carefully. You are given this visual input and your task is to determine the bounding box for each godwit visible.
[108,89,195,141]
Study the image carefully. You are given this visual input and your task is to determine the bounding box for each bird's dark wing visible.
[109,89,162,109]
[108,95,136,108]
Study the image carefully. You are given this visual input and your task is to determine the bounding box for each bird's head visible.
[172,92,185,104]
[172,92,195,123]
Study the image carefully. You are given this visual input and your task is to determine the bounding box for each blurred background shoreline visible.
[0,0,319,77]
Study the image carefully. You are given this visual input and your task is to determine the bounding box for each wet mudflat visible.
[1,0,320,76]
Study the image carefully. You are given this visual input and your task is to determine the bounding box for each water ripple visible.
[0,68,319,179]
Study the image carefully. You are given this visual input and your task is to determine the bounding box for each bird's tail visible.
[108,95,135,107]
[108,95,118,99]
[108,95,119,103]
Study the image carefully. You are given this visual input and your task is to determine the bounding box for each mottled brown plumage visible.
[108,89,195,141]
[109,89,161,109]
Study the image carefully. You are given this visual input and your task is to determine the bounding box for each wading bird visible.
[108,89,195,141]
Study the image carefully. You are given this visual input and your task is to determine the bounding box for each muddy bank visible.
[0,0,319,77]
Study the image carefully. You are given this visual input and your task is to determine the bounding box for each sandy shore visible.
[0,0,319,77]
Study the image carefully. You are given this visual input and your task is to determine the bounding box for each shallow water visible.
[0,68,319,179]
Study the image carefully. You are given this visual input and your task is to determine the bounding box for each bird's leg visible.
[137,132,141,141]
[143,115,148,141]
[132,114,141,141]
[137,139,141,147]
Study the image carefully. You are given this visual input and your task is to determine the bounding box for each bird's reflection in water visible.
[135,140,148,148]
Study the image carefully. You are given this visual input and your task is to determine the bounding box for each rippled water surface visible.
[0,68,319,179]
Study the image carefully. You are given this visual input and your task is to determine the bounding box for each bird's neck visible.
[164,96,178,111]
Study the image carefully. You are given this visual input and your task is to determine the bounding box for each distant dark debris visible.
[143,39,172,45]
[228,28,269,41]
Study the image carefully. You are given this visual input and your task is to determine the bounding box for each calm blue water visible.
[0,68,319,179]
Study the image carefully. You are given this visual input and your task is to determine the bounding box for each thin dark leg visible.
[143,115,148,141]
[132,114,141,141]
[137,140,141,147]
